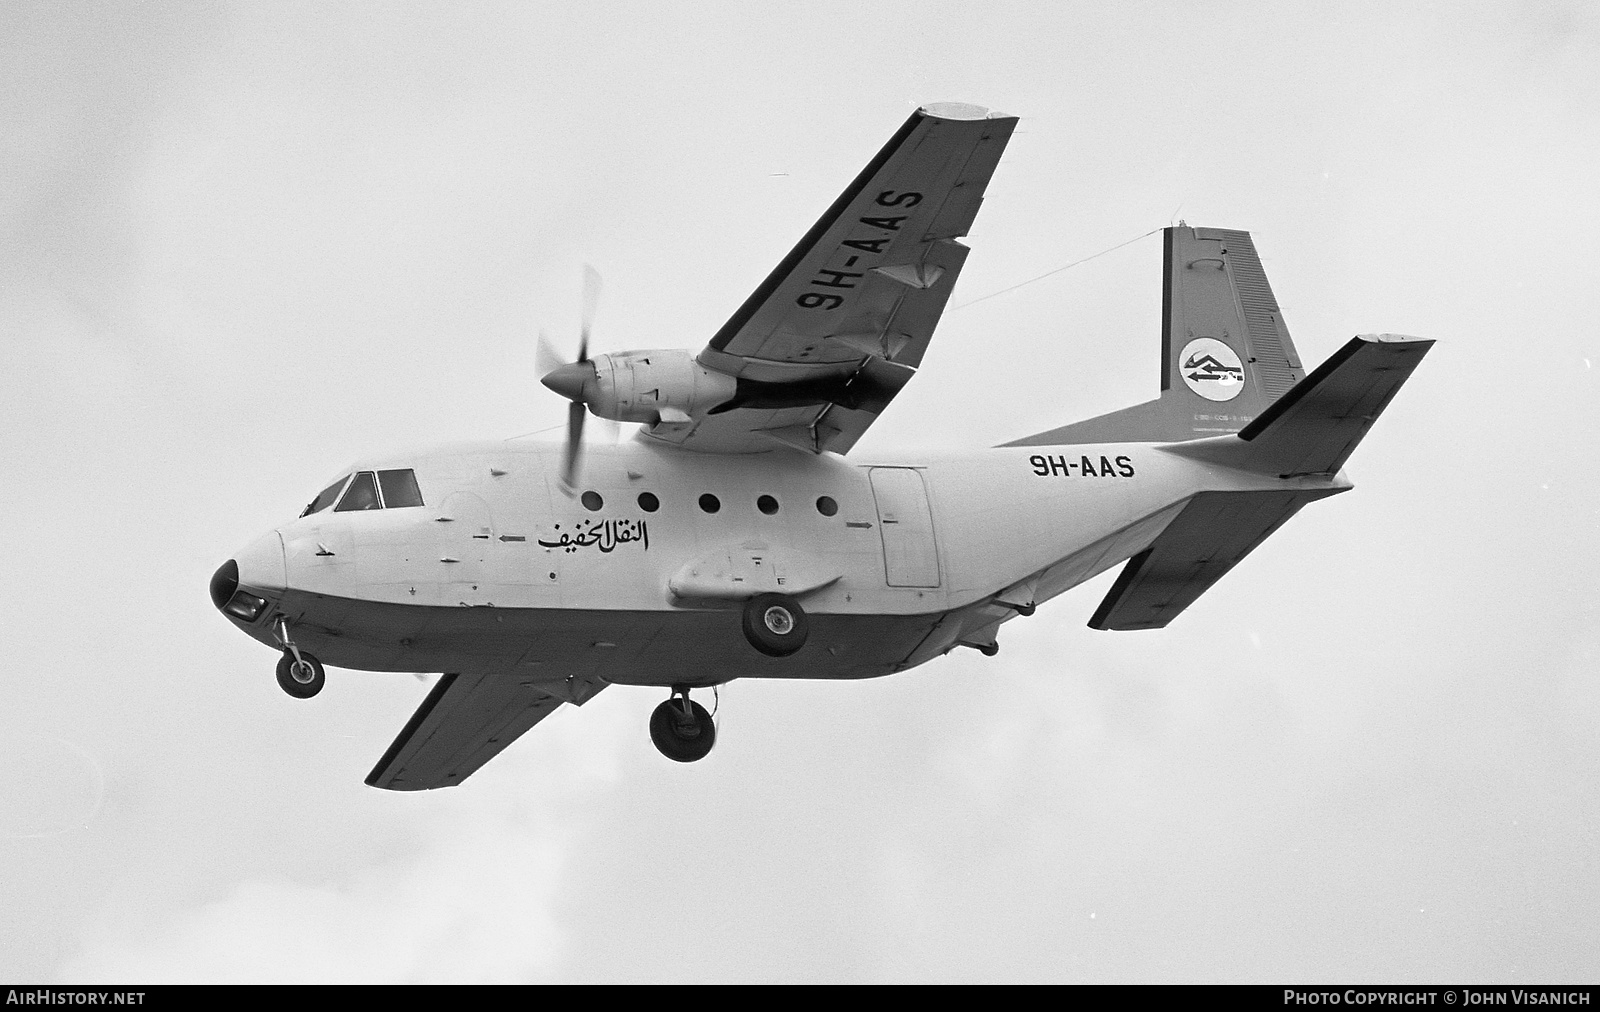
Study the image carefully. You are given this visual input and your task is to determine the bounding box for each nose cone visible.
[209,559,239,610]
[541,361,593,403]
[234,530,287,593]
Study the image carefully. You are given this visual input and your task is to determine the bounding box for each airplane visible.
[209,102,1433,790]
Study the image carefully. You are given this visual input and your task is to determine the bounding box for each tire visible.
[649,698,716,762]
[741,593,809,657]
[275,651,325,699]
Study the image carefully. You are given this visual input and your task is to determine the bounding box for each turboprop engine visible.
[541,348,738,425]
[534,265,888,487]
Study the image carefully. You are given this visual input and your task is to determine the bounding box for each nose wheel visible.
[649,686,716,762]
[275,650,325,698]
[272,616,324,699]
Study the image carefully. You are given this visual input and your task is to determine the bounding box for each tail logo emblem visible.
[1178,338,1245,401]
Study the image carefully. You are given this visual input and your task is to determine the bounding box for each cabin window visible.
[815,495,838,517]
[698,493,721,514]
[378,469,424,508]
[757,494,779,515]
[637,492,660,512]
[581,491,604,511]
[335,471,381,512]
[301,475,350,517]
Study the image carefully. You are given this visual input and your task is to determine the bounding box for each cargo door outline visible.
[868,467,940,588]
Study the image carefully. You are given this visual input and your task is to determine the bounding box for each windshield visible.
[302,468,425,516]
[335,471,381,512]
[377,469,424,508]
[301,475,351,517]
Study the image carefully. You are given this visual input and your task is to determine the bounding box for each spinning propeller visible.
[538,265,604,489]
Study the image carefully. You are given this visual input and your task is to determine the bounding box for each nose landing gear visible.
[275,651,325,698]
[273,616,325,699]
[649,685,716,762]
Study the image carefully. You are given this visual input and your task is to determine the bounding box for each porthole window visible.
[637,492,660,513]
[581,490,604,511]
[816,495,838,517]
[698,493,721,514]
[757,494,779,515]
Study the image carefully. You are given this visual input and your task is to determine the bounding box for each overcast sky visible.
[2,0,1597,983]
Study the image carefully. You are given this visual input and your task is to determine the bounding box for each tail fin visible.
[1005,225,1306,446]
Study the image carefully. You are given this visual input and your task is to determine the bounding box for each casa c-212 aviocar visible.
[209,102,1432,790]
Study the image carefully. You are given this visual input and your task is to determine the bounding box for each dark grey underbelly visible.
[254,590,947,685]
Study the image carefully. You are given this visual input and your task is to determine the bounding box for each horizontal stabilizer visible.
[1161,333,1434,477]
[1088,488,1341,630]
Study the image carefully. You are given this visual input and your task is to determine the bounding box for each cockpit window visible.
[377,469,424,508]
[334,471,381,512]
[310,467,422,515]
[301,475,351,517]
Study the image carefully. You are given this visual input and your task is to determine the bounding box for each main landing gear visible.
[648,593,808,763]
[273,616,325,699]
[650,685,716,762]
[742,593,808,657]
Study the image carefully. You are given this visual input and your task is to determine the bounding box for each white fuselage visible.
[223,434,1345,693]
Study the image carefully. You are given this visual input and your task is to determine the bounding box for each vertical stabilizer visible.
[1005,226,1307,446]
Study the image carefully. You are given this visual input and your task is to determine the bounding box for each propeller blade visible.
[578,264,601,362]
[563,400,586,488]
[540,265,604,492]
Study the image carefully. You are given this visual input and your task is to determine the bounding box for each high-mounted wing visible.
[644,103,1018,455]
[366,672,606,791]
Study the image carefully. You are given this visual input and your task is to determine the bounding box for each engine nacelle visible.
[588,349,738,424]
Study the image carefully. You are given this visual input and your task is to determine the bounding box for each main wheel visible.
[742,593,809,657]
[649,698,716,762]
[275,650,325,699]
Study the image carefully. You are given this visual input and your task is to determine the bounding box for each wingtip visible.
[920,101,1010,122]
[1357,332,1433,346]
